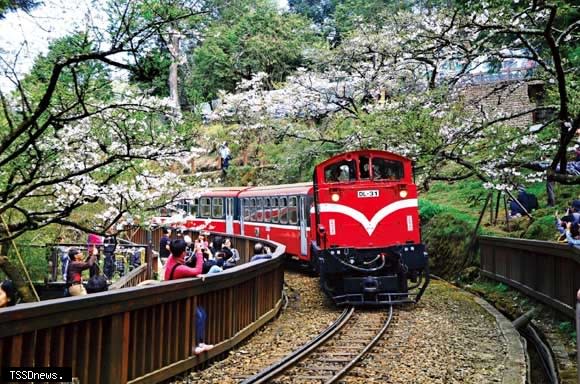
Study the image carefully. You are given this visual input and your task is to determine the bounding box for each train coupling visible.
[362,276,380,293]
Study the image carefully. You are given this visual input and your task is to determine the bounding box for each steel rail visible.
[241,307,355,384]
[243,305,395,384]
[326,305,393,383]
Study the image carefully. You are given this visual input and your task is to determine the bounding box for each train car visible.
[151,187,248,236]
[151,149,428,305]
[311,150,429,305]
[237,183,313,261]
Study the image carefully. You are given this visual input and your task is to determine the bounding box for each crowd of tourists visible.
[159,228,273,354]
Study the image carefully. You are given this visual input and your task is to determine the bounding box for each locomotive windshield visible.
[324,160,356,183]
[324,156,403,183]
[371,157,403,180]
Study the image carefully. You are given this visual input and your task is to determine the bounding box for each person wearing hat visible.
[66,248,97,296]
[0,280,17,308]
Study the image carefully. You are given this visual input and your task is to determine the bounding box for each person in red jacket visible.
[164,239,213,355]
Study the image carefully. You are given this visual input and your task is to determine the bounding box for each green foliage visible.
[186,2,319,101]
[558,321,577,341]
[422,212,475,278]
[522,214,558,241]
[130,47,171,97]
[288,0,335,25]
[20,32,112,109]
[0,0,39,18]
[418,199,443,225]
[423,181,487,219]
[494,283,509,293]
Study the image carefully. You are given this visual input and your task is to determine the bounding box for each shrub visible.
[523,214,559,241]
[419,199,444,226]
[422,212,475,279]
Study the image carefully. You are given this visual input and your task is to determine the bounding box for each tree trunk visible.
[168,31,181,112]
[0,256,39,303]
[546,178,556,207]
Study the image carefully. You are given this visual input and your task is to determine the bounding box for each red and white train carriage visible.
[152,150,429,305]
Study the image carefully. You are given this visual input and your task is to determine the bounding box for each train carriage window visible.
[200,197,211,217]
[305,196,313,226]
[279,197,288,224]
[243,198,250,221]
[288,196,298,225]
[192,198,199,217]
[264,198,271,222]
[212,198,224,218]
[324,160,356,183]
[359,156,370,180]
[372,157,404,181]
[250,198,257,221]
[256,198,263,222]
[271,197,279,223]
[175,199,190,215]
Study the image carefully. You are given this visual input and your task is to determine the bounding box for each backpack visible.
[86,274,108,293]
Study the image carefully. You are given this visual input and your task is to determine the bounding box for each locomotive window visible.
[279,197,288,224]
[212,198,224,218]
[264,198,271,222]
[359,156,370,180]
[250,198,256,222]
[200,197,211,217]
[271,197,279,223]
[243,198,250,221]
[372,158,404,180]
[288,196,298,225]
[324,160,356,183]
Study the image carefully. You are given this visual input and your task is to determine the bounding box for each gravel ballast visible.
[175,271,525,383]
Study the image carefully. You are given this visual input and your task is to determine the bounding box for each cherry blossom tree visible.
[209,1,578,204]
[0,0,215,299]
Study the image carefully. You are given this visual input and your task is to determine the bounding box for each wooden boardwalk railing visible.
[479,235,580,318]
[0,236,285,384]
[109,264,149,290]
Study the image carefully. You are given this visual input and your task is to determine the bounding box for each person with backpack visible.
[164,239,213,355]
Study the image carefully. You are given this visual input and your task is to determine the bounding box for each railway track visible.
[242,306,394,384]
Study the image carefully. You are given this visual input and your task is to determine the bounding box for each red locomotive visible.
[152,150,429,305]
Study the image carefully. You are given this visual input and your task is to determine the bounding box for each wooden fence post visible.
[104,312,130,383]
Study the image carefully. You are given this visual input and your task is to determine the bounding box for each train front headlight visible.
[331,193,340,202]
[399,190,408,198]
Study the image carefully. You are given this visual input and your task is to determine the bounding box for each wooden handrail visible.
[0,235,286,384]
[479,235,580,319]
[109,264,149,289]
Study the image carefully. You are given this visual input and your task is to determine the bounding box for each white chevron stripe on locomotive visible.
[318,198,418,236]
